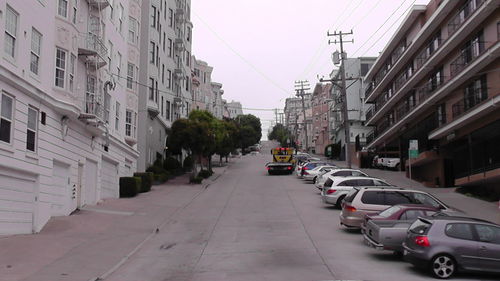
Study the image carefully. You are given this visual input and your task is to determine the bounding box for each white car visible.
[321,176,392,207]
[302,165,337,181]
[314,169,369,190]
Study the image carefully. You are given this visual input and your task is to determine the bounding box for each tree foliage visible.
[236,114,262,148]
[268,123,293,147]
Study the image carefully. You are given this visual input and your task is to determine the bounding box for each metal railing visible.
[447,0,485,35]
[450,41,485,77]
[415,38,442,70]
[78,32,108,61]
[451,89,488,119]
[84,93,104,119]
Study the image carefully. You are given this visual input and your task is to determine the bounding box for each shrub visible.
[183,155,194,171]
[119,177,141,198]
[153,172,169,184]
[146,165,167,175]
[133,172,154,193]
[189,175,203,184]
[198,170,212,179]
[164,156,181,171]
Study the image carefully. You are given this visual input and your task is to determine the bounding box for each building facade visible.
[0,0,140,234]
[225,101,243,119]
[311,83,332,155]
[137,0,193,171]
[331,57,376,160]
[364,0,499,187]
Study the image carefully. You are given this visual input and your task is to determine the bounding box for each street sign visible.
[409,140,418,159]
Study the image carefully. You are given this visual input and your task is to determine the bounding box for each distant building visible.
[225,101,243,118]
[311,83,333,155]
[331,57,376,160]
[363,0,499,188]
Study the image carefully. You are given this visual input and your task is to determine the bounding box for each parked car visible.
[299,162,332,178]
[294,159,321,177]
[373,155,401,170]
[340,187,452,229]
[321,177,392,208]
[403,216,500,279]
[362,204,443,253]
[314,169,368,190]
[302,165,337,181]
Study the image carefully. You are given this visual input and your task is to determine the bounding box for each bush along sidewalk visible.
[119,177,141,197]
[133,172,153,192]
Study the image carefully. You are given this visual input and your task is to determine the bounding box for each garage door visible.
[52,162,70,216]
[101,159,118,199]
[0,173,36,235]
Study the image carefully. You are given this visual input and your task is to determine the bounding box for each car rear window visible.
[333,170,352,177]
[361,191,385,205]
[384,191,414,205]
[357,179,375,186]
[409,219,431,234]
[378,205,402,218]
[324,178,333,188]
[344,189,360,203]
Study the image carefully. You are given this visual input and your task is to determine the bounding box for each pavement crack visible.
[159,243,177,250]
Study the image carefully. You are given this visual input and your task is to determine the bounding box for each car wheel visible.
[335,195,346,209]
[430,254,456,279]
[313,176,317,183]
[395,163,400,171]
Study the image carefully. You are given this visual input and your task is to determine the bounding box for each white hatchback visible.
[302,165,337,181]
[314,169,368,190]
[321,176,392,207]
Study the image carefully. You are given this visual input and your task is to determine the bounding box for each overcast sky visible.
[191,0,429,138]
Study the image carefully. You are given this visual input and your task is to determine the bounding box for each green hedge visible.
[183,155,194,171]
[153,172,169,184]
[189,175,203,184]
[198,170,212,179]
[119,177,141,198]
[133,172,154,193]
[164,156,181,171]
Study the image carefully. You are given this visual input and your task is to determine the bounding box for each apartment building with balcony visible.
[284,96,308,147]
[0,0,140,235]
[364,0,499,188]
[331,57,376,160]
[311,83,332,155]
[225,101,243,119]
[137,0,192,171]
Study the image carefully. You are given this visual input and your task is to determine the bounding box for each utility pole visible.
[274,108,279,125]
[326,30,354,168]
[295,80,310,153]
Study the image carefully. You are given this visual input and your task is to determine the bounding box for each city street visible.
[2,142,499,281]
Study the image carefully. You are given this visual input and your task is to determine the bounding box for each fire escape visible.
[78,0,110,138]
[172,0,186,120]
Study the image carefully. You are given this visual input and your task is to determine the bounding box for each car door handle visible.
[479,246,487,251]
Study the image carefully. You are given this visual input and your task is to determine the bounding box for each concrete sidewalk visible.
[320,157,500,224]
[0,164,231,281]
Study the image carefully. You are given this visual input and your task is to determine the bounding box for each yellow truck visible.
[265,147,296,175]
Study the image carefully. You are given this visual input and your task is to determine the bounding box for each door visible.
[473,224,500,272]
[0,172,36,235]
[52,161,71,215]
[101,158,119,199]
[76,163,83,209]
[85,159,98,205]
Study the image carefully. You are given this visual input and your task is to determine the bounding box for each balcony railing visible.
[450,41,485,77]
[83,93,104,120]
[447,0,485,36]
[78,33,108,62]
[451,89,488,119]
[87,0,111,10]
[415,38,442,70]
[364,82,374,99]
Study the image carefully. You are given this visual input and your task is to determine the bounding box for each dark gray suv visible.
[403,216,500,279]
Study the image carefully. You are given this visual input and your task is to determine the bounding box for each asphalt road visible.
[104,142,498,281]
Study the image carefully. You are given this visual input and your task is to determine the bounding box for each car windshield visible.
[409,219,431,234]
[378,205,402,218]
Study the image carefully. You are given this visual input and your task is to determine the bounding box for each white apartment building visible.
[330,57,376,158]
[225,100,243,119]
[0,0,140,235]
[137,0,192,171]
[192,56,212,111]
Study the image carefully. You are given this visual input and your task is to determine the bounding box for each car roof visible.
[328,176,385,182]
[353,186,404,191]
[421,215,497,225]
[394,203,440,210]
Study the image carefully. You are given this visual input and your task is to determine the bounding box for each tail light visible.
[326,189,336,194]
[298,167,302,171]
[287,166,292,170]
[344,205,356,212]
[266,167,270,170]
[415,236,430,247]
[303,167,309,170]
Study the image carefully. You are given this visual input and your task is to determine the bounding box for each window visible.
[104,93,111,123]
[128,17,138,44]
[155,80,159,102]
[156,45,159,66]
[400,210,426,220]
[109,0,114,19]
[0,93,14,144]
[4,6,18,59]
[69,54,76,92]
[115,102,120,131]
[167,70,171,89]
[72,0,77,24]
[151,5,156,28]
[445,223,474,240]
[85,76,96,114]
[464,75,487,110]
[118,4,124,33]
[149,78,155,100]
[474,224,500,244]
[186,51,190,66]
[384,191,413,205]
[125,110,132,137]
[167,38,173,57]
[108,41,113,71]
[166,101,171,120]
[374,180,390,186]
[30,29,42,75]
[55,48,67,88]
[58,0,68,17]
[150,41,156,64]
[127,63,135,89]
[187,27,191,42]
[162,64,165,84]
[161,96,164,116]
[168,9,173,27]
[117,52,122,77]
[360,191,385,205]
[163,32,166,51]
[26,107,38,152]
